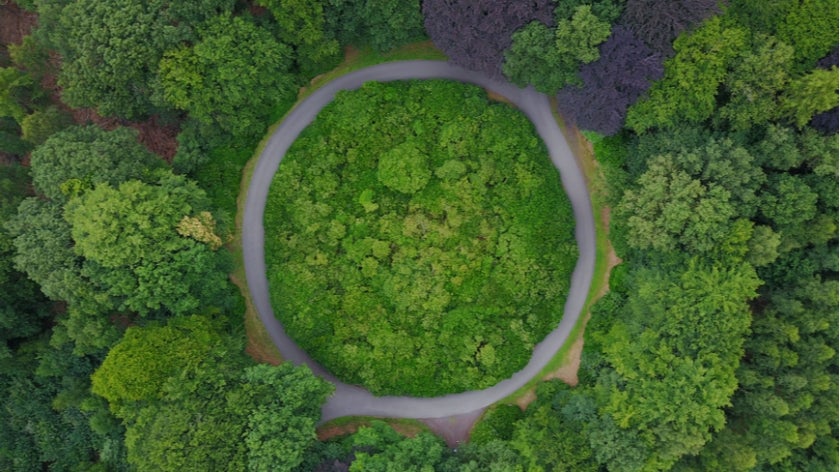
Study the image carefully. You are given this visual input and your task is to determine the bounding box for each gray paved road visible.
[242,60,595,421]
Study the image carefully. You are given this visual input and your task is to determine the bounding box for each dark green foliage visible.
[256,0,342,76]
[50,0,235,119]
[159,14,299,139]
[8,126,234,353]
[325,0,426,52]
[677,277,838,471]
[19,105,73,145]
[503,4,615,93]
[470,404,524,444]
[510,381,600,471]
[91,315,332,472]
[28,126,162,201]
[0,165,50,361]
[0,335,129,471]
[265,80,577,396]
[309,421,450,471]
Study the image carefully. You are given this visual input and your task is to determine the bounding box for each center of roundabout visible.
[242,60,595,421]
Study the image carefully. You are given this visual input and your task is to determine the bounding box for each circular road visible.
[242,60,595,422]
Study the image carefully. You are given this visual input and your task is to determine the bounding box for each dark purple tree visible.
[811,46,839,134]
[557,26,664,135]
[620,0,724,56]
[423,0,554,78]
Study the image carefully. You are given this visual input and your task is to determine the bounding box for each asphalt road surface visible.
[242,60,595,422]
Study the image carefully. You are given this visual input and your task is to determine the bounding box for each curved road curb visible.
[243,60,595,421]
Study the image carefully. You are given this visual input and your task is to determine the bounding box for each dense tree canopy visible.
[28,126,162,201]
[159,14,299,139]
[0,0,837,468]
[423,0,555,78]
[256,0,341,76]
[92,315,332,471]
[557,25,664,134]
[503,1,619,93]
[626,17,748,133]
[53,0,234,118]
[266,80,577,396]
[620,0,723,55]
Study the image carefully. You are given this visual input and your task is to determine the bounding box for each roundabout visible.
[242,60,595,421]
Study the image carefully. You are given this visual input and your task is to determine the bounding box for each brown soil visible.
[0,2,37,48]
[0,4,180,162]
[317,419,425,442]
[420,409,486,447]
[485,89,513,105]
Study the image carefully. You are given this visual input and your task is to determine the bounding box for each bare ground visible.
[0,2,37,48]
[317,419,425,442]
[420,409,487,447]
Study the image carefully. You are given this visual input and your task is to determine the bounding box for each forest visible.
[0,0,836,471]
[265,79,576,396]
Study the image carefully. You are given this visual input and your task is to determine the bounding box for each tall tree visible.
[256,0,341,76]
[28,126,162,202]
[504,5,612,93]
[159,14,298,139]
[781,66,839,128]
[52,0,234,118]
[64,174,231,318]
[626,17,747,133]
[422,0,554,78]
[557,26,664,134]
[620,0,723,55]
[326,0,426,53]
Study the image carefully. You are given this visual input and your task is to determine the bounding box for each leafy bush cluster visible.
[265,80,577,396]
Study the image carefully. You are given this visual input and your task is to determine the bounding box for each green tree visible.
[53,0,234,118]
[91,315,225,409]
[717,35,795,131]
[159,14,298,138]
[510,381,600,472]
[29,126,162,202]
[94,315,331,472]
[64,174,231,317]
[615,154,737,254]
[19,106,73,146]
[593,261,761,470]
[776,0,839,70]
[781,66,839,128]
[256,0,342,76]
[626,17,747,132]
[377,141,431,194]
[325,0,425,52]
[504,5,612,92]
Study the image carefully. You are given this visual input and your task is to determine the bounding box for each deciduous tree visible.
[159,14,298,139]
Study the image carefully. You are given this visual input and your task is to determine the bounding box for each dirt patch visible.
[0,2,37,49]
[232,272,283,366]
[486,89,513,105]
[420,409,486,447]
[317,419,425,442]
